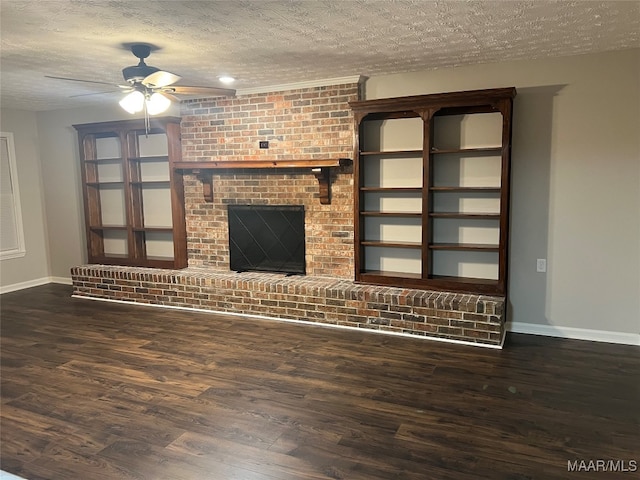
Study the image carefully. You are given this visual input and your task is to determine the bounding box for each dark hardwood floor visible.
[1,284,638,480]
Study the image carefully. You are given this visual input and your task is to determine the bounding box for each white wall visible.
[365,49,640,341]
[0,109,51,291]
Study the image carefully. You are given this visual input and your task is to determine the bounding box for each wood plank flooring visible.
[1,284,638,479]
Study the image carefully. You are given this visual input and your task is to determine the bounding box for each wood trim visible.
[173,158,351,169]
[174,158,352,205]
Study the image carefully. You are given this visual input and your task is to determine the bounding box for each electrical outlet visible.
[259,141,269,149]
[536,258,547,273]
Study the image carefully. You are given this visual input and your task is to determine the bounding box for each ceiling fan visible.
[46,43,236,116]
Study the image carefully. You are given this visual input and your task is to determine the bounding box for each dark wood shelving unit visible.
[74,117,187,269]
[350,87,516,295]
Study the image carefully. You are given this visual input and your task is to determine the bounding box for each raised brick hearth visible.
[71,265,505,347]
[70,81,506,348]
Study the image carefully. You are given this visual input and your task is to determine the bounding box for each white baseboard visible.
[0,276,72,294]
[0,277,52,294]
[508,322,640,346]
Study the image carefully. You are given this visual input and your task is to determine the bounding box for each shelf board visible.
[430,275,499,286]
[129,156,169,162]
[359,150,423,156]
[360,270,423,280]
[130,181,171,186]
[430,147,502,155]
[133,227,174,232]
[430,186,501,193]
[360,187,422,192]
[174,158,351,205]
[173,158,350,170]
[429,243,499,251]
[89,225,128,231]
[86,181,124,186]
[429,212,501,219]
[99,253,129,259]
[85,157,123,164]
[146,255,175,262]
[361,241,422,249]
[360,211,422,217]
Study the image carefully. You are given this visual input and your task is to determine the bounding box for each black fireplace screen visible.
[227,204,306,275]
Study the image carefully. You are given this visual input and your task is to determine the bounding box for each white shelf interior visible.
[137,132,168,157]
[95,136,120,159]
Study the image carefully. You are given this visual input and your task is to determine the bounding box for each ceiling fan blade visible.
[68,90,124,98]
[143,70,181,88]
[45,75,127,88]
[159,91,180,103]
[168,85,236,97]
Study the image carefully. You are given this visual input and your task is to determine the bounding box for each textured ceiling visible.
[1,0,638,111]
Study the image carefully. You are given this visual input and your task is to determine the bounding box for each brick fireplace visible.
[71,81,506,348]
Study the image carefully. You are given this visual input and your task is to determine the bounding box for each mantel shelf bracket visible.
[174,159,351,205]
[311,167,331,204]
[190,169,214,203]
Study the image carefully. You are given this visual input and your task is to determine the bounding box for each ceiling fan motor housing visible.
[122,44,159,83]
[122,63,160,83]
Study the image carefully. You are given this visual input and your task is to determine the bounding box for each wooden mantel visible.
[173,158,352,204]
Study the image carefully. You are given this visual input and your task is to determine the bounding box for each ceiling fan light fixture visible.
[146,92,172,115]
[218,75,235,84]
[119,90,144,114]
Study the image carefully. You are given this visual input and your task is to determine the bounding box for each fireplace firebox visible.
[228,205,306,275]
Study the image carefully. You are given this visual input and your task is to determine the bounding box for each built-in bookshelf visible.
[74,117,187,268]
[350,88,516,295]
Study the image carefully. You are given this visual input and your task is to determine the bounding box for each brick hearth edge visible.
[71,265,506,348]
